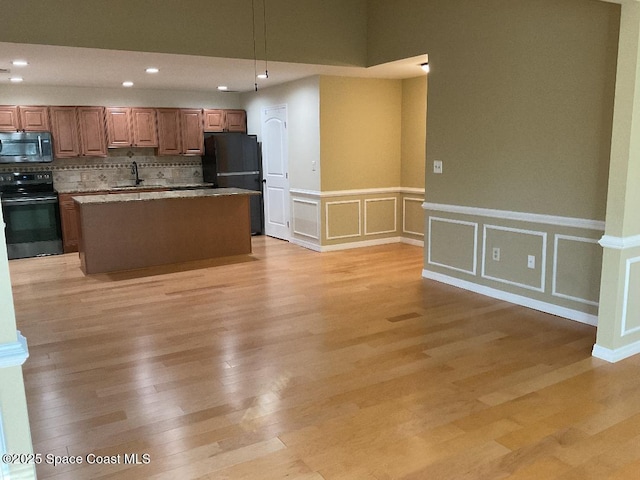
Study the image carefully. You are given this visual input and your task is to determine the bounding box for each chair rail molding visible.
[423,202,605,231]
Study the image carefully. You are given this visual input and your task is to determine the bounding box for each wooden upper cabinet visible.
[203,109,247,133]
[105,107,132,147]
[156,108,182,155]
[181,109,204,155]
[19,106,50,131]
[157,108,203,156]
[106,107,158,148]
[0,106,49,131]
[0,106,19,131]
[49,107,81,158]
[77,107,108,157]
[131,108,158,147]
[225,110,247,133]
[203,109,225,132]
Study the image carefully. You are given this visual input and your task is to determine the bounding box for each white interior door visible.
[261,105,290,240]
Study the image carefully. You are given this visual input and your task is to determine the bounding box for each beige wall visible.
[319,76,402,191]
[0,0,368,67]
[401,76,427,190]
[368,0,619,221]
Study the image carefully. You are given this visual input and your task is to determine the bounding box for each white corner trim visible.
[599,234,640,250]
[0,331,29,368]
[592,342,640,363]
[422,202,605,231]
[422,269,598,326]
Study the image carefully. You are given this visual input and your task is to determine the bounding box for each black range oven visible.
[0,171,63,260]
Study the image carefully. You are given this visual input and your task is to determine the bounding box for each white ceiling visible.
[0,42,428,93]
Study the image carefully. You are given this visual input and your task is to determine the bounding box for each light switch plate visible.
[433,160,443,174]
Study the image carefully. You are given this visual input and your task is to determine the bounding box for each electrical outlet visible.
[492,247,500,261]
[433,160,443,174]
[527,255,536,269]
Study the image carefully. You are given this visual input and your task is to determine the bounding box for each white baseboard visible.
[293,236,424,252]
[592,342,640,363]
[321,236,404,252]
[0,331,29,368]
[401,237,424,247]
[290,237,322,252]
[422,269,598,326]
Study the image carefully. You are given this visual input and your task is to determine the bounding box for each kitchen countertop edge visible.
[73,188,260,204]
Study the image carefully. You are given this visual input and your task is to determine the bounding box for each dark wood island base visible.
[74,188,260,274]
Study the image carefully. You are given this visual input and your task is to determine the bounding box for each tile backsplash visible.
[0,148,204,192]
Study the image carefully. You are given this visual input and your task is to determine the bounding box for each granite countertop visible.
[56,182,215,194]
[73,187,260,204]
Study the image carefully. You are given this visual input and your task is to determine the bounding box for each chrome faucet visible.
[131,161,143,186]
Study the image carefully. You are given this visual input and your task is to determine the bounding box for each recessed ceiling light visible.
[122,81,134,87]
[12,60,28,67]
[9,77,23,83]
[145,67,159,74]
[217,85,228,91]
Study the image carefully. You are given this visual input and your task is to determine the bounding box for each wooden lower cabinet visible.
[59,188,169,253]
[59,193,84,253]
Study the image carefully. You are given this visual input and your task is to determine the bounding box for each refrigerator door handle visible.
[217,171,260,177]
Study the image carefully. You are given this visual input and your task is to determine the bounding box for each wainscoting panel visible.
[482,225,546,293]
[423,202,605,323]
[326,200,361,240]
[428,217,478,275]
[403,197,425,237]
[622,257,640,336]
[553,235,602,307]
[364,198,397,235]
[292,198,320,240]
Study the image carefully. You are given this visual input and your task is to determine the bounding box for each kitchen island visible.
[74,188,260,274]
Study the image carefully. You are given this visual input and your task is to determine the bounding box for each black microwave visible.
[0,131,53,163]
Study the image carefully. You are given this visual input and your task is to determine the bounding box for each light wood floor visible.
[9,236,640,479]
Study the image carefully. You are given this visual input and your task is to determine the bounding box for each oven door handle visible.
[1,196,58,206]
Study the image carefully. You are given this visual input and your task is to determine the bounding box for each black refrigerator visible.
[202,133,264,235]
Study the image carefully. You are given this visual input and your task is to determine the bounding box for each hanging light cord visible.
[263,0,269,78]
[252,0,258,91]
